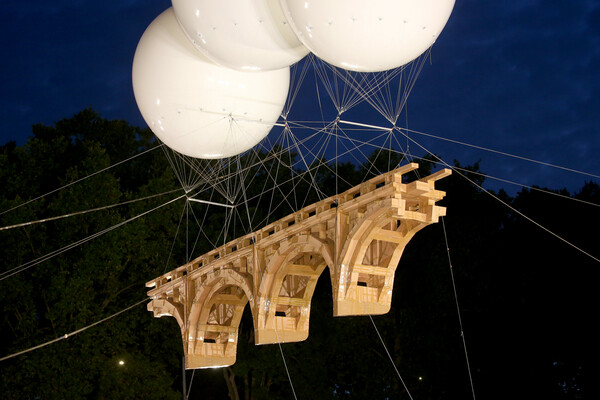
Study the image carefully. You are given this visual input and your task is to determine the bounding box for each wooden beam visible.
[352,264,391,276]
[211,294,247,306]
[285,264,321,277]
[371,229,405,243]
[275,296,308,307]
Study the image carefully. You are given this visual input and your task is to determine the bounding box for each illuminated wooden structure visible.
[146,163,451,369]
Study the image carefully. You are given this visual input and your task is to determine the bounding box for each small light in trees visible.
[119,360,125,366]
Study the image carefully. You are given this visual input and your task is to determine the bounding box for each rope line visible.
[0,298,147,363]
[402,126,600,180]
[0,188,183,231]
[369,315,413,400]
[440,217,477,400]
[0,194,186,281]
[398,130,600,264]
[274,329,298,400]
[0,143,164,216]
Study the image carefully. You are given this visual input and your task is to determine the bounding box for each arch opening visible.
[186,271,253,369]
[255,236,333,345]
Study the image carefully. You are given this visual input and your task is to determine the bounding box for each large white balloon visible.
[132,8,290,159]
[279,0,455,72]
[171,0,309,71]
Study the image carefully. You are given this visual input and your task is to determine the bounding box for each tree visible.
[0,109,182,399]
[1,110,594,399]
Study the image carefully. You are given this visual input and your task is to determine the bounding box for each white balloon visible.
[280,0,455,72]
[171,0,309,71]
[132,8,290,159]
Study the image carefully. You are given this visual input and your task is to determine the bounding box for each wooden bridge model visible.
[146,163,451,369]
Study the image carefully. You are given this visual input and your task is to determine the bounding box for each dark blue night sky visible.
[1,0,599,194]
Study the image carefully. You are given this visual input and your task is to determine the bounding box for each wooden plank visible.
[285,264,321,277]
[424,168,452,182]
[371,229,405,243]
[198,324,237,334]
[211,294,247,306]
[275,296,308,307]
[353,264,390,276]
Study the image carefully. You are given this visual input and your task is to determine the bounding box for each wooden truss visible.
[146,163,451,369]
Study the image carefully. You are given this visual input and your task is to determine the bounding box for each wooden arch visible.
[186,269,253,368]
[335,199,431,316]
[255,234,334,344]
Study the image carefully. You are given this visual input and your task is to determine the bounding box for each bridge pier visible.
[146,163,451,369]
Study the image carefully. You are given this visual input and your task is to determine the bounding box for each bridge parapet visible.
[146,163,451,369]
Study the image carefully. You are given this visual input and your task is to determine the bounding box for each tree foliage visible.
[1,109,595,399]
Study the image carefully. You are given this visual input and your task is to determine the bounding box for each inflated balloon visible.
[172,0,309,71]
[279,0,455,72]
[132,8,290,159]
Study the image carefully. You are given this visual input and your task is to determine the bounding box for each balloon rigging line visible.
[162,146,195,192]
[238,164,255,234]
[274,131,320,212]
[281,129,301,210]
[187,197,235,208]
[238,142,334,209]
[0,194,186,281]
[0,298,148,363]
[321,125,597,208]
[169,155,233,202]
[173,126,320,198]
[221,202,237,246]
[286,126,330,202]
[440,217,478,400]
[448,166,600,208]
[335,123,387,174]
[283,54,313,118]
[186,369,196,400]
[165,146,241,198]
[239,166,319,220]
[258,130,320,205]
[313,57,348,115]
[312,57,342,113]
[401,131,600,264]
[0,143,164,216]
[236,154,258,199]
[232,125,389,208]
[357,130,397,180]
[164,148,229,198]
[228,118,283,203]
[369,315,413,400]
[338,119,393,132]
[327,62,401,121]
[318,49,428,123]
[190,194,218,251]
[244,145,299,222]
[337,118,600,191]
[187,196,228,252]
[285,123,362,189]
[316,57,401,116]
[400,127,600,180]
[360,131,396,180]
[0,188,183,231]
[162,201,187,275]
[256,142,299,225]
[309,124,392,165]
[292,120,600,261]
[274,327,299,400]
